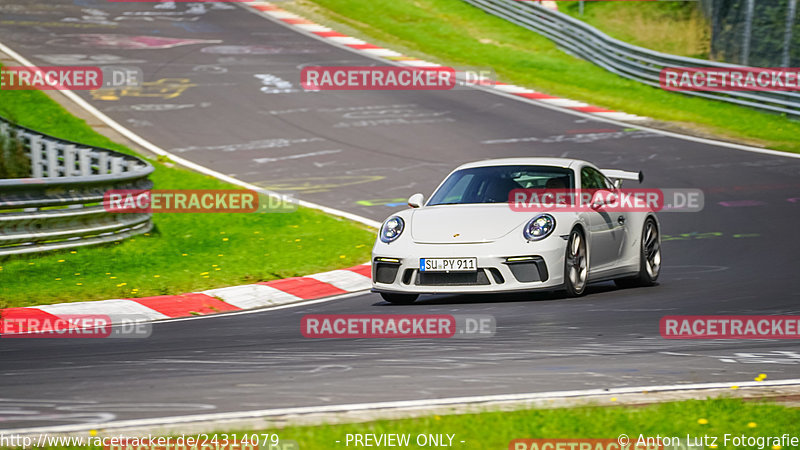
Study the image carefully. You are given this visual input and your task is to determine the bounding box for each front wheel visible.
[380,293,419,304]
[615,217,661,288]
[564,228,588,297]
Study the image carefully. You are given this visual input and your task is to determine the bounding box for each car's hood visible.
[410,204,529,244]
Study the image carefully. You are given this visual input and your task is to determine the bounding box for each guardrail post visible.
[79,148,92,176]
[29,135,43,178]
[44,139,59,178]
[63,144,77,177]
[97,151,108,175]
[110,155,123,175]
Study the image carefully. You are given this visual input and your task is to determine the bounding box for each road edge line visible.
[6,379,800,436]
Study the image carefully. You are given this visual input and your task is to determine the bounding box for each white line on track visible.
[6,378,800,435]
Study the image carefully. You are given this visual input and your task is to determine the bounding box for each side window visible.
[599,173,615,190]
[581,167,602,190]
[581,167,614,190]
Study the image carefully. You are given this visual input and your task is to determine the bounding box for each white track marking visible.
[202,284,302,309]
[396,60,441,67]
[0,42,381,228]
[294,24,333,32]
[308,269,372,291]
[325,36,368,45]
[594,111,649,121]
[493,84,536,94]
[361,48,403,57]
[35,300,169,321]
[263,10,301,19]
[7,378,800,435]
[538,98,590,108]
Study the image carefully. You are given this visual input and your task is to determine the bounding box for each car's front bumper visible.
[371,240,567,294]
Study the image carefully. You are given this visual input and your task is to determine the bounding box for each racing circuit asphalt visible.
[1,0,800,430]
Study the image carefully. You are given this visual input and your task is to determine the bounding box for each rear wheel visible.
[380,293,419,304]
[615,217,661,288]
[564,228,588,297]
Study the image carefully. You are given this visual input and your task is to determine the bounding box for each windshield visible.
[427,165,575,206]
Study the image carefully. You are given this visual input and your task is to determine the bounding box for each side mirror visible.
[408,193,424,208]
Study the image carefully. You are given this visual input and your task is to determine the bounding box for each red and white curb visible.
[1,264,372,330]
[245,1,646,123]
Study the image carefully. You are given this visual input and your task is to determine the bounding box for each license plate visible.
[419,258,477,272]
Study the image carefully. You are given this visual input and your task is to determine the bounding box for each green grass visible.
[11,399,800,450]
[284,0,800,153]
[560,2,711,59]
[254,399,800,450]
[0,88,375,307]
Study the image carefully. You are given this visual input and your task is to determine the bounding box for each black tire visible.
[564,227,588,297]
[615,217,661,288]
[380,293,419,304]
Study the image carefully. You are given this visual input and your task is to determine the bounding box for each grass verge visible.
[559,2,710,59]
[9,398,800,449]
[0,87,375,308]
[284,0,800,153]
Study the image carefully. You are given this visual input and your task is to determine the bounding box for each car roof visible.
[454,157,588,171]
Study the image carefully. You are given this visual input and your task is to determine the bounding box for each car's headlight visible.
[523,214,555,241]
[380,216,405,243]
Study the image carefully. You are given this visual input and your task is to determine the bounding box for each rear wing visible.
[600,169,644,188]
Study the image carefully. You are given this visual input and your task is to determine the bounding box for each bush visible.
[0,130,30,179]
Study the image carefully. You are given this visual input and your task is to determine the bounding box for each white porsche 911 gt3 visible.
[371,158,661,304]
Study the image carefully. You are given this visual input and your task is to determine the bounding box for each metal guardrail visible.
[0,115,154,256]
[462,0,800,117]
